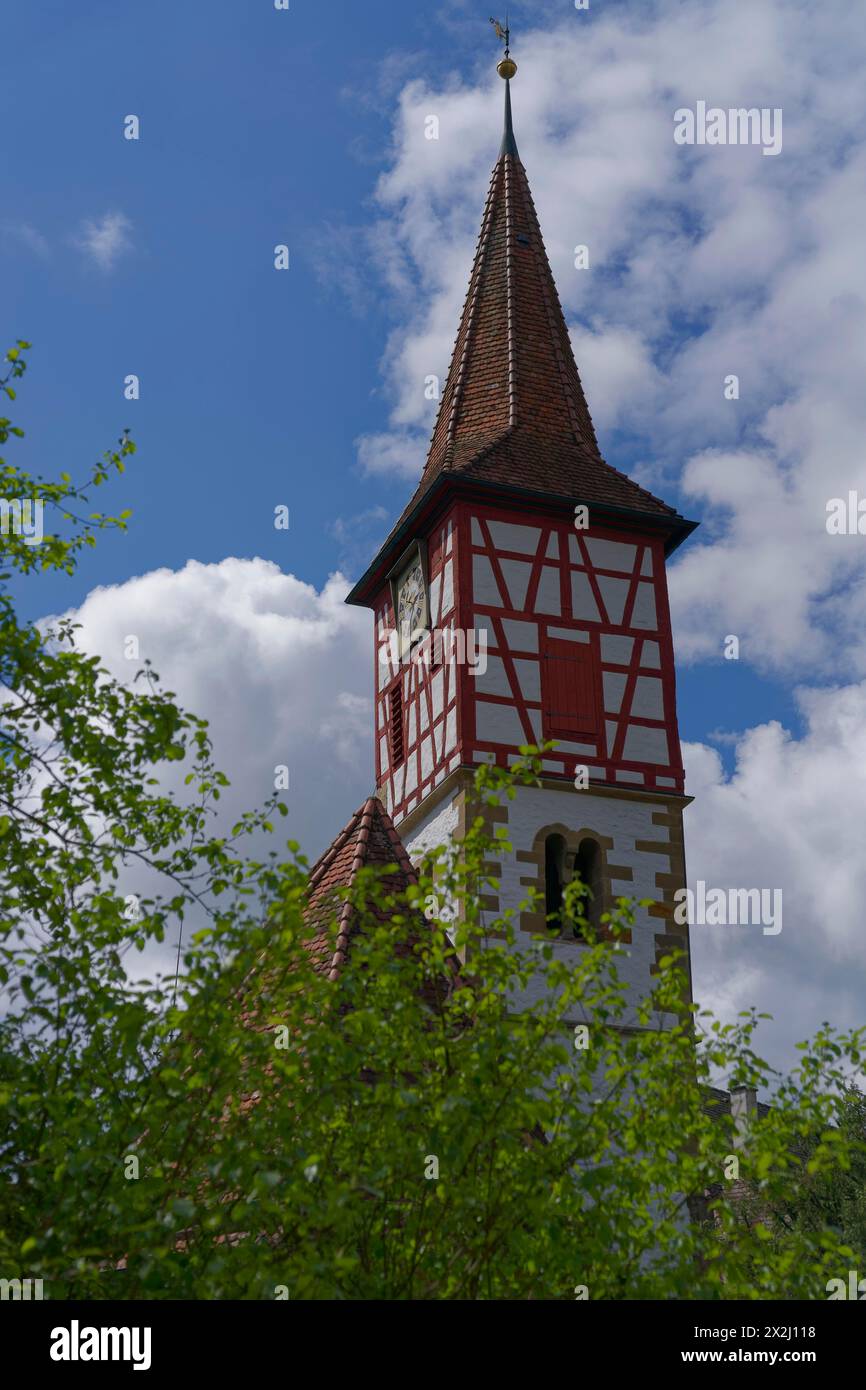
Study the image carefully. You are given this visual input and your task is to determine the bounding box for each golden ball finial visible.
[497,56,517,80]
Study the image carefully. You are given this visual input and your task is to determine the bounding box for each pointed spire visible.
[415,33,680,523]
[492,16,519,155]
[345,33,694,610]
[500,78,518,157]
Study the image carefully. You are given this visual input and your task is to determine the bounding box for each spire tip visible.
[490,16,517,78]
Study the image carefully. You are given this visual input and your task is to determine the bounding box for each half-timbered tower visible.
[346,52,697,1016]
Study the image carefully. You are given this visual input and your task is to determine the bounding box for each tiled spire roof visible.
[417,77,675,519]
[345,69,696,610]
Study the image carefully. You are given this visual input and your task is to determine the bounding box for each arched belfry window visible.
[544,833,568,930]
[525,825,617,942]
[542,832,605,938]
[573,837,603,938]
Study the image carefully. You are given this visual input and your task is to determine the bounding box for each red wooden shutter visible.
[542,636,597,738]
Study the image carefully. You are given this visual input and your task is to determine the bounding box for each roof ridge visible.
[324,798,419,983]
[307,802,368,889]
[326,797,378,981]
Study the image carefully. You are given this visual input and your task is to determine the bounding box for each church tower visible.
[346,40,697,1015]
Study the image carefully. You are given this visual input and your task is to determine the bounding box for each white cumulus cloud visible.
[51,558,373,863]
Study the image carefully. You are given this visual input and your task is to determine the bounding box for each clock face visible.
[397,557,427,650]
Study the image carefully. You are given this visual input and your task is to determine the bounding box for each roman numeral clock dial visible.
[397,557,427,654]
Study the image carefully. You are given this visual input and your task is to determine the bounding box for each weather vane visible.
[490,15,517,79]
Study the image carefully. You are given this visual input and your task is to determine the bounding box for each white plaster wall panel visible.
[546,534,559,559]
[568,534,581,564]
[500,558,532,611]
[429,712,439,762]
[514,658,541,702]
[444,708,457,753]
[525,709,542,743]
[494,785,679,1019]
[603,671,628,713]
[473,554,500,605]
[438,619,455,665]
[379,736,389,775]
[385,784,393,814]
[631,582,658,630]
[597,574,630,625]
[549,626,589,644]
[474,655,511,699]
[475,701,527,746]
[404,792,461,864]
[473,613,496,652]
[488,521,541,554]
[641,640,661,669]
[601,634,634,664]
[432,670,445,720]
[420,734,434,782]
[571,571,600,621]
[447,753,459,772]
[471,517,484,545]
[502,618,538,651]
[606,721,618,753]
[657,777,676,788]
[474,749,496,764]
[617,770,644,784]
[534,567,561,616]
[441,559,454,617]
[393,763,405,805]
[585,538,637,573]
[556,741,599,757]
[429,573,442,626]
[404,751,418,796]
[641,549,654,577]
[445,519,453,552]
[407,704,417,748]
[623,725,670,764]
[631,676,665,720]
[419,697,430,734]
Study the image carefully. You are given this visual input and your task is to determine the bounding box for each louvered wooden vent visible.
[390,684,405,768]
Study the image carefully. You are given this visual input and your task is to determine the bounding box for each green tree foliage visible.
[1,344,863,1299]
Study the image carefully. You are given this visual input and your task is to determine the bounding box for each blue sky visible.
[2,0,449,610]
[4,0,866,1071]
[2,0,799,747]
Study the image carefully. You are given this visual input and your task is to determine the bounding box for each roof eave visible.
[344,473,698,608]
